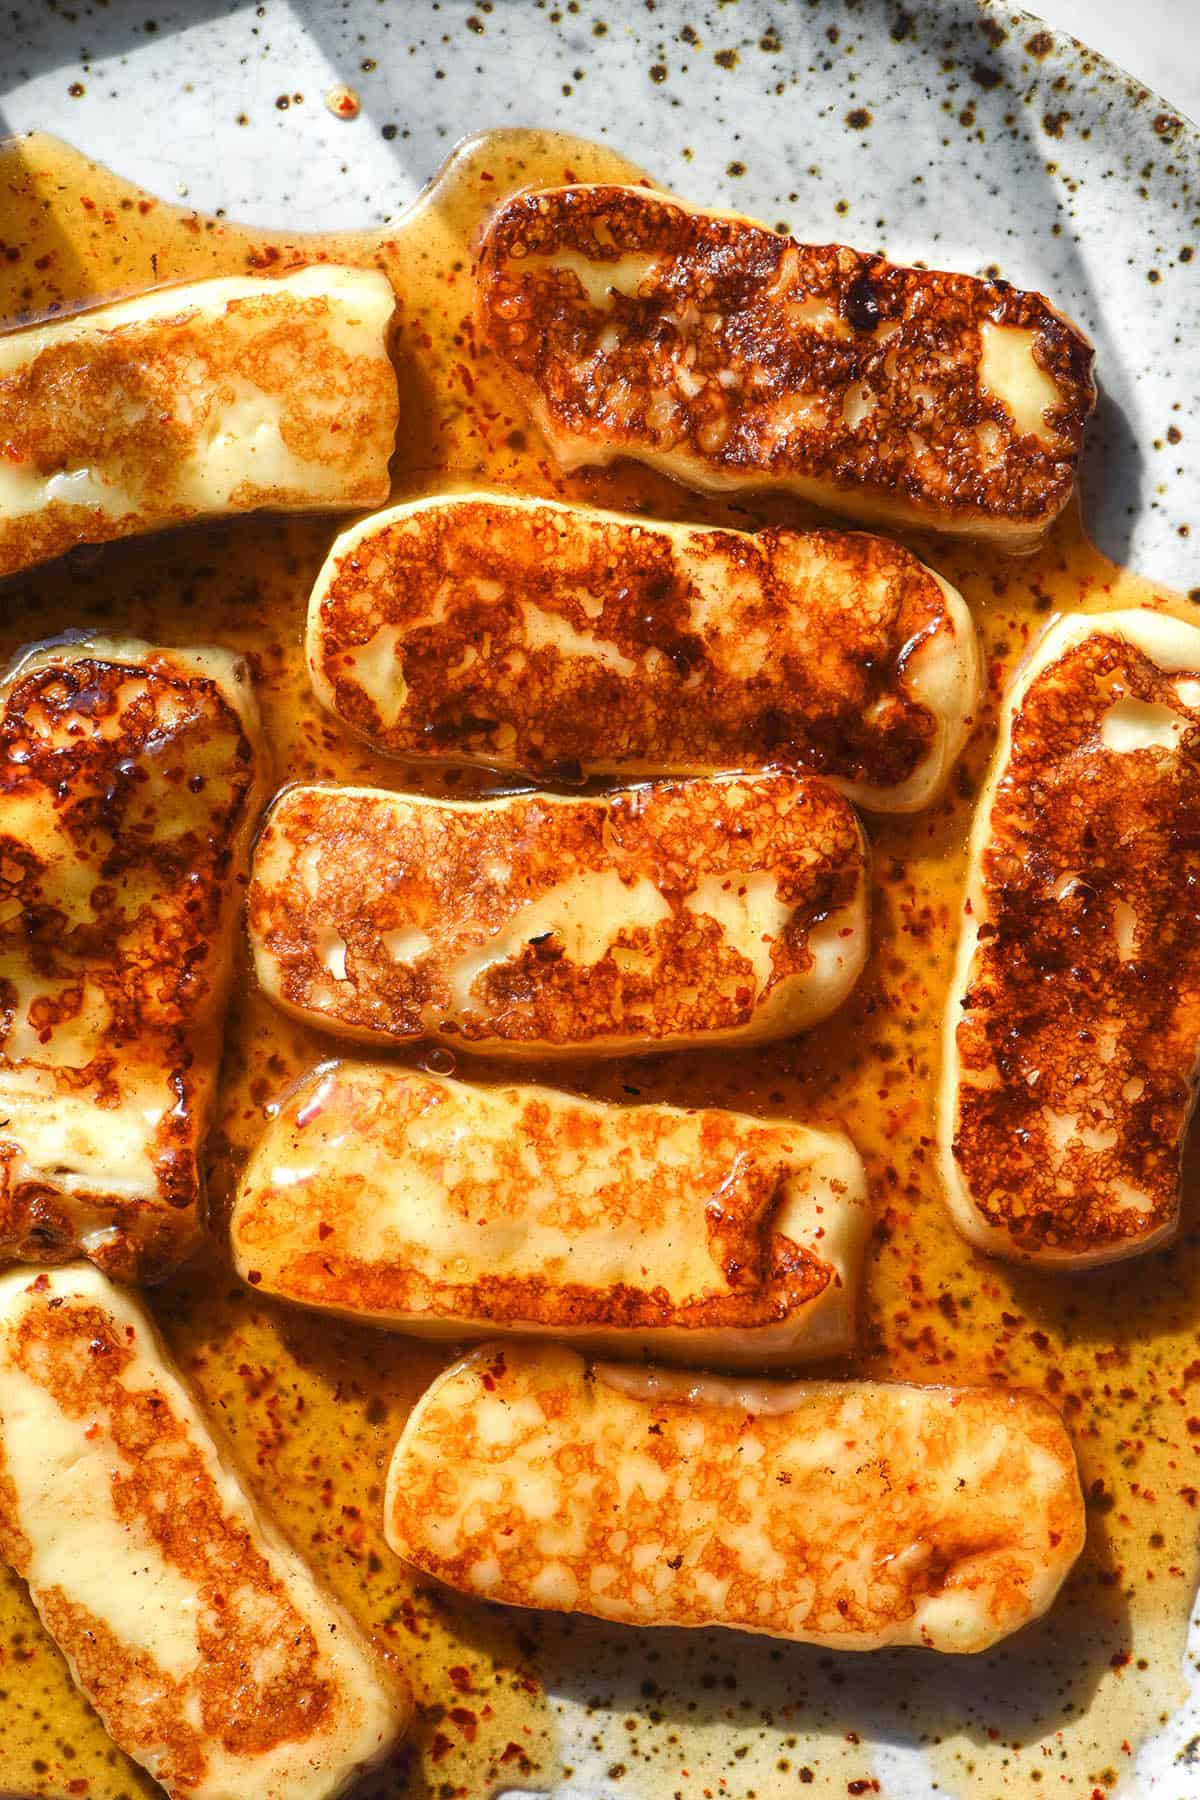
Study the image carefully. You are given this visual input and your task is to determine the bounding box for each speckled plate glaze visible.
[1,3,1198,1798]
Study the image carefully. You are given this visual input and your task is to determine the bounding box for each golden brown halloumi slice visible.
[385,1341,1085,1653]
[0,266,398,578]
[232,1063,869,1365]
[0,1264,410,1800]
[477,186,1095,551]
[940,608,1200,1267]
[0,635,269,1281]
[247,771,868,1058]
[307,493,981,811]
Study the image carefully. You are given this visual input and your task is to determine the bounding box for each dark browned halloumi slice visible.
[0,266,398,578]
[0,636,269,1281]
[940,608,1200,1266]
[231,1063,870,1364]
[476,185,1095,551]
[384,1341,1085,1653]
[0,1265,410,1800]
[307,493,981,811]
[247,772,868,1058]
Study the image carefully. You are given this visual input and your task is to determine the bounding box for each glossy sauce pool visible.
[0,129,1197,1800]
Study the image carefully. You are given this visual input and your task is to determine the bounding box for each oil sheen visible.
[0,129,1197,1800]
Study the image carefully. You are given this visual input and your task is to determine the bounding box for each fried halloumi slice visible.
[940,608,1200,1267]
[247,771,868,1058]
[385,1341,1085,1653]
[0,1264,410,1800]
[307,492,981,812]
[0,635,269,1281]
[232,1062,869,1365]
[477,186,1095,551]
[0,266,398,578]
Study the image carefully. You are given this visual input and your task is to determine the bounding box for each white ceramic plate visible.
[1,4,1198,1796]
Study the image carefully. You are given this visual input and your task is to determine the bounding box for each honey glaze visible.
[0,127,1196,1800]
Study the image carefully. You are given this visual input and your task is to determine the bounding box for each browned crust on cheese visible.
[312,499,954,787]
[0,280,398,578]
[0,650,263,1280]
[2,1288,340,1789]
[477,186,1095,536]
[234,1068,833,1330]
[386,1343,1085,1651]
[247,773,865,1052]
[953,633,1200,1257]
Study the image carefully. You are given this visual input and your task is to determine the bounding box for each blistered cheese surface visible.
[0,1265,410,1800]
[247,771,868,1057]
[232,1063,869,1362]
[941,608,1200,1265]
[476,185,1095,548]
[385,1341,1085,1654]
[307,492,980,811]
[0,636,268,1282]
[0,266,398,577]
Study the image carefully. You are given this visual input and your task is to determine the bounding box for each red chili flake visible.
[247,1270,262,1285]
[430,1732,454,1762]
[67,1782,89,1797]
[1186,1417,1200,1435]
[447,1665,473,1692]
[326,85,361,120]
[317,1222,334,1241]
[80,196,96,211]
[30,1273,50,1293]
[449,1706,478,1742]
[499,1742,529,1765]
[1110,1649,1131,1670]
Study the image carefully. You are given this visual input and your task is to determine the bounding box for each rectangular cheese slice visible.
[231,1063,870,1364]
[0,1265,410,1800]
[477,185,1095,551]
[307,492,981,812]
[0,635,269,1282]
[247,771,868,1058]
[0,266,398,577]
[940,607,1200,1266]
[384,1341,1085,1654]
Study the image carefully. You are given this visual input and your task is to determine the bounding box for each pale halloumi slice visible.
[0,266,398,578]
[476,185,1095,552]
[307,492,981,812]
[247,771,868,1058]
[0,635,269,1282]
[940,607,1200,1267]
[0,1264,410,1800]
[384,1341,1085,1654]
[231,1062,869,1365]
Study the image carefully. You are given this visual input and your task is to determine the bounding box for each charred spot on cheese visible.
[0,636,269,1282]
[231,1062,870,1364]
[476,186,1095,550]
[0,1265,409,1800]
[0,266,398,579]
[384,1340,1085,1653]
[307,492,981,812]
[246,771,868,1058]
[940,608,1200,1266]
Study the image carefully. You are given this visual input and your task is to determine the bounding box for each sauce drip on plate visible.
[0,128,1196,1800]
